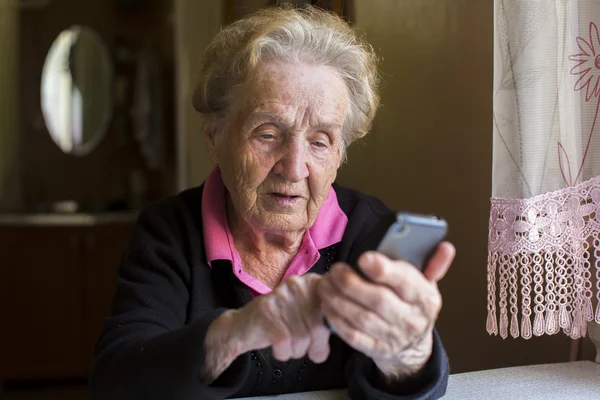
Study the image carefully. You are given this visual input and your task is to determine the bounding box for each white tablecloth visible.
[231,390,346,400]
[444,360,600,400]
[231,361,600,399]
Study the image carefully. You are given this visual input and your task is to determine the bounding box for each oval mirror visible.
[41,26,113,156]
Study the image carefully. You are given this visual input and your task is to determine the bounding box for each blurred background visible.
[0,0,595,398]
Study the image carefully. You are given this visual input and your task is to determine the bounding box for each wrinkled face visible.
[208,61,348,234]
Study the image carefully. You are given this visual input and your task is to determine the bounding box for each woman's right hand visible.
[231,273,331,363]
[201,273,330,383]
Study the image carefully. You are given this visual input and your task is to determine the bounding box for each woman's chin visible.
[254,213,310,234]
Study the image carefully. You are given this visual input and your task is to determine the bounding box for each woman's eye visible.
[255,123,279,141]
[312,141,327,148]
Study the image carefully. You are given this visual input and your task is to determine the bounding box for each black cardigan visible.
[91,183,450,400]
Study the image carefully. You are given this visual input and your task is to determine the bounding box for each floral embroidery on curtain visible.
[488,0,600,339]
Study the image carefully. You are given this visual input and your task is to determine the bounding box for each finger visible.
[291,275,331,363]
[358,251,420,286]
[280,278,312,359]
[262,295,294,361]
[321,276,430,343]
[307,323,330,363]
[422,241,455,283]
[356,252,441,314]
[323,263,422,325]
[322,302,398,361]
[322,292,435,363]
[322,279,392,336]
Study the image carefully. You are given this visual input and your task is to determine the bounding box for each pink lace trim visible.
[487,175,600,339]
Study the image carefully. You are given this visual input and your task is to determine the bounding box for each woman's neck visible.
[226,198,305,287]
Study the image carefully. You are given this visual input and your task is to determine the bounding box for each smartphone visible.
[348,212,448,273]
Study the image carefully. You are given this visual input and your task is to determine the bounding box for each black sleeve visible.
[90,205,251,400]
[346,330,449,400]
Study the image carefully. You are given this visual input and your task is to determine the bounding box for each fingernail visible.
[361,252,372,262]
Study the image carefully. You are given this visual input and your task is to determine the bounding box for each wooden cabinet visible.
[0,222,133,381]
[82,225,133,371]
[0,227,84,379]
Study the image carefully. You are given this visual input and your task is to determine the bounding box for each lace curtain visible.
[488,0,600,340]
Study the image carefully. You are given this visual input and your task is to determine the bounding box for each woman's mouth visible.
[268,192,302,205]
[271,192,300,199]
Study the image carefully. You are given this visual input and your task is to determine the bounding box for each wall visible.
[0,0,21,211]
[174,0,222,191]
[336,0,580,373]
[181,0,591,372]
[18,0,175,211]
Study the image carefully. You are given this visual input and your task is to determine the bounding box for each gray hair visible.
[193,4,380,151]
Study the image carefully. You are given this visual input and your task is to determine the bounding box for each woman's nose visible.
[273,141,309,183]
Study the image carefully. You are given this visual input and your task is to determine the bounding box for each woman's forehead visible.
[236,62,349,118]
[245,106,344,126]
[247,62,343,91]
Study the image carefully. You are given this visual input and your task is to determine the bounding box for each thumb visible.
[423,241,455,283]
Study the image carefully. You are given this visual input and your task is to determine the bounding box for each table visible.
[444,360,600,400]
[231,390,346,400]
[231,361,600,399]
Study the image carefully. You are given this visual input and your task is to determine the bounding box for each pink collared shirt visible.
[201,167,348,296]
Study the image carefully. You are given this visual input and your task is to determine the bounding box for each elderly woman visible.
[92,5,455,400]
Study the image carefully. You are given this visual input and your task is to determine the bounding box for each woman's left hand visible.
[317,242,455,381]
